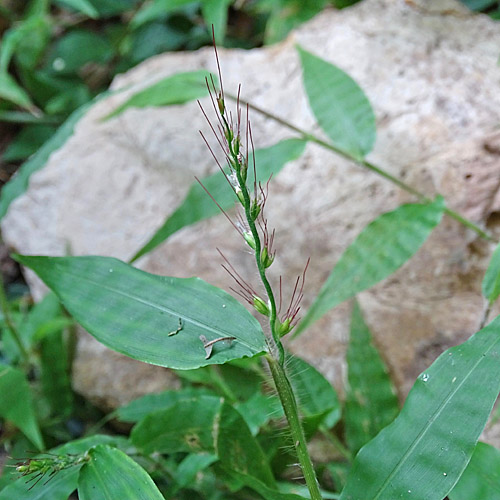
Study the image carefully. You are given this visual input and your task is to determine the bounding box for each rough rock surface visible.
[3,0,500,420]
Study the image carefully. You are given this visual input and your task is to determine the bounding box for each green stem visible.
[0,272,29,364]
[235,164,284,365]
[0,110,63,125]
[216,97,321,497]
[228,93,496,244]
[267,355,323,500]
[83,411,117,437]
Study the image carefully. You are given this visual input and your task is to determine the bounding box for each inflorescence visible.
[197,33,310,348]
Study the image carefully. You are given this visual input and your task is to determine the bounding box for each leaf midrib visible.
[371,338,499,499]
[56,268,263,352]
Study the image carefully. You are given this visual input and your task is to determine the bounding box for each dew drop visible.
[109,269,113,273]
[222,304,226,308]
[421,373,430,382]
[53,57,65,71]
[452,376,457,383]
[443,472,447,476]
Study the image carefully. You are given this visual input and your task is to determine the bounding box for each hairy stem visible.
[204,73,322,495]
[228,93,496,244]
[267,355,323,500]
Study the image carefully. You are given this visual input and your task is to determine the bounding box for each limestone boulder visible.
[2,0,500,418]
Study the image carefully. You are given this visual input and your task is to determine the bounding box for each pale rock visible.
[3,0,500,427]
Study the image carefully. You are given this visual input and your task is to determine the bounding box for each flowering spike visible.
[261,246,274,269]
[217,95,225,115]
[243,231,256,249]
[253,296,270,316]
[278,318,293,337]
[250,199,261,221]
[14,452,89,490]
[217,248,258,305]
[280,257,311,330]
[195,177,242,236]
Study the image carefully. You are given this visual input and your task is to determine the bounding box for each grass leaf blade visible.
[340,315,500,500]
[297,45,376,159]
[345,301,399,455]
[15,255,267,369]
[78,445,164,500]
[482,241,500,304]
[130,138,307,262]
[295,197,445,336]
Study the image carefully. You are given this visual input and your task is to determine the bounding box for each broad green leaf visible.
[131,395,224,454]
[235,391,281,435]
[0,363,44,450]
[297,46,375,159]
[13,16,51,70]
[449,442,500,500]
[132,397,275,486]
[0,95,101,220]
[53,433,130,454]
[216,401,275,487]
[339,314,500,500]
[2,124,56,162]
[86,0,139,17]
[214,362,263,401]
[20,65,91,112]
[105,70,215,120]
[223,470,304,500]
[23,0,50,18]
[0,435,126,500]
[295,197,445,336]
[131,0,197,27]
[175,362,263,402]
[0,73,36,110]
[287,355,341,429]
[173,365,242,399]
[54,0,99,18]
[78,445,164,500]
[459,0,496,10]
[344,301,399,455]
[175,453,218,489]
[482,241,500,304]
[44,84,92,115]
[130,138,307,262]
[0,16,48,72]
[45,30,114,76]
[116,386,216,422]
[40,329,74,418]
[15,255,268,369]
[127,21,189,64]
[263,0,328,44]
[331,0,361,7]
[201,0,232,43]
